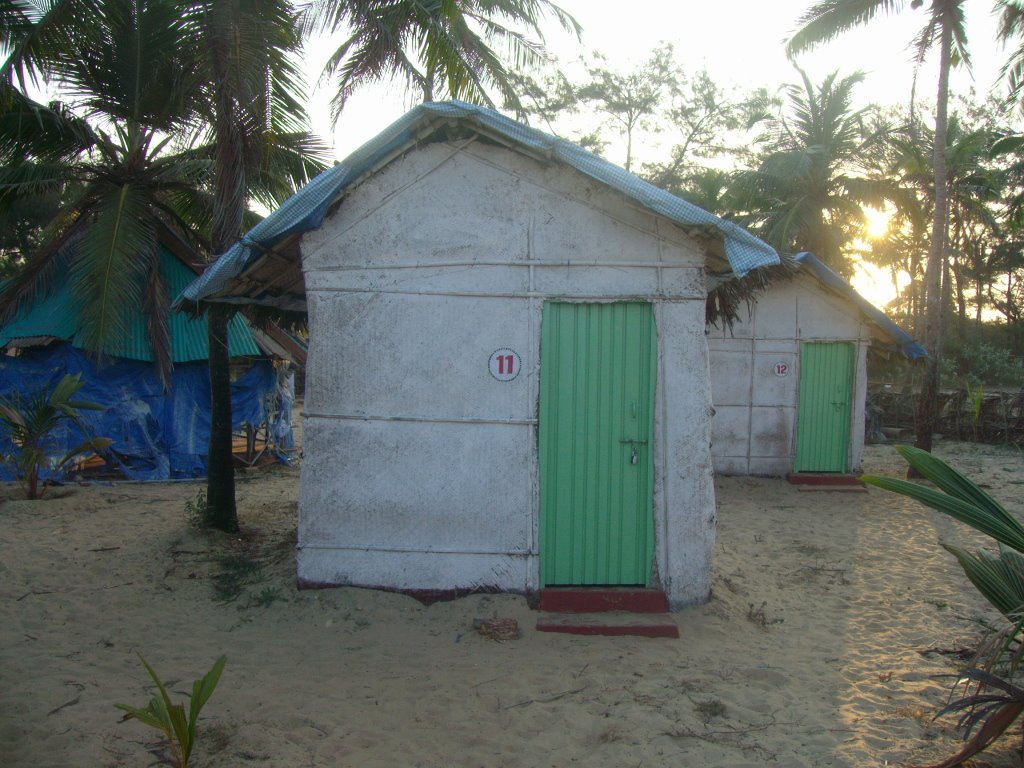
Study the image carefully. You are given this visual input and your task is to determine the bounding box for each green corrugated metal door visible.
[794,342,854,473]
[539,302,656,586]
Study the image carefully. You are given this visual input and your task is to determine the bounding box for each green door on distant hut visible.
[539,302,656,586]
[794,342,854,473]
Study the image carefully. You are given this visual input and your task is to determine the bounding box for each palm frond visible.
[310,0,578,119]
[70,182,156,354]
[0,83,97,162]
[920,670,1024,768]
[943,544,1024,620]
[242,130,331,210]
[0,159,78,204]
[0,0,104,89]
[786,0,905,58]
[142,244,172,385]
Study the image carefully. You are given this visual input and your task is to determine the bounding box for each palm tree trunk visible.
[976,273,984,322]
[205,304,237,531]
[914,10,953,458]
[955,264,966,320]
[203,0,247,532]
[424,66,435,102]
[1008,270,1014,323]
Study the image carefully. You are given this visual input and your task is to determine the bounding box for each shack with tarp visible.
[0,245,295,481]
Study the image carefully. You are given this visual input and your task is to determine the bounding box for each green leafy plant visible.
[964,380,985,442]
[115,654,226,768]
[863,446,1024,767]
[0,373,112,499]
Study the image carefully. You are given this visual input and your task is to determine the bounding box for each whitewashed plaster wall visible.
[296,138,717,608]
[707,275,872,476]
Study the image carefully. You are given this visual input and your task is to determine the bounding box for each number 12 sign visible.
[488,348,521,381]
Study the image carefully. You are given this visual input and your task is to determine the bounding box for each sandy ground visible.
[2,440,1023,768]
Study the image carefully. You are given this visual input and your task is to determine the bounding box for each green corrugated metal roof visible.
[0,273,80,342]
[0,247,261,363]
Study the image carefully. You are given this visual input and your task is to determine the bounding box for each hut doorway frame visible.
[538,301,657,586]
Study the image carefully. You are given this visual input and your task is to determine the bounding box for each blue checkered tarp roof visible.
[177,100,780,309]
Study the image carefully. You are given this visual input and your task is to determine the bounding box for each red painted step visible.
[538,588,670,614]
[536,612,679,638]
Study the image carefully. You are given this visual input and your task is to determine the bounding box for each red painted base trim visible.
[538,588,670,613]
[786,473,864,487]
[536,614,679,638]
[294,580,522,606]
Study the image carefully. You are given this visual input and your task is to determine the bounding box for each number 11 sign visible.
[488,348,521,381]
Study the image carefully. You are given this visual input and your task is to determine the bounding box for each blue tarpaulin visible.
[0,344,276,482]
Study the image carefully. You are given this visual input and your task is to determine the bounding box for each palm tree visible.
[788,0,971,455]
[997,1,1024,106]
[941,116,1002,326]
[180,0,329,531]
[302,0,581,119]
[728,69,884,277]
[0,0,215,377]
[875,112,1002,333]
[861,123,932,330]
[1,0,328,530]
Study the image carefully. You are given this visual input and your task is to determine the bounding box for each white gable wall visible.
[296,139,718,608]
[708,275,872,476]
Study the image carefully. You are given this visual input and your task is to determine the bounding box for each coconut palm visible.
[1,0,101,89]
[0,0,215,376]
[941,116,1003,325]
[178,0,329,530]
[855,109,933,329]
[997,0,1024,107]
[874,112,1003,332]
[788,0,971,454]
[302,0,581,119]
[1,0,329,530]
[728,69,885,277]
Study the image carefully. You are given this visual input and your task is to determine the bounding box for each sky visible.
[21,1,1014,308]
[304,0,1018,310]
[309,0,1015,162]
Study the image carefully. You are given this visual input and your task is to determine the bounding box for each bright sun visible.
[863,206,891,239]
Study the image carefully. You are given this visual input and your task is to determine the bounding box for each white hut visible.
[708,252,925,478]
[179,102,779,608]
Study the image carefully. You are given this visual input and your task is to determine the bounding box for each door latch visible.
[620,438,647,465]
